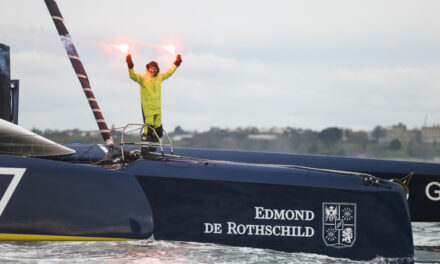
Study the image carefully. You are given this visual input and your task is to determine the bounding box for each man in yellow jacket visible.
[126,53,182,150]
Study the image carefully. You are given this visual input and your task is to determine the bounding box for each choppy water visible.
[0,222,438,264]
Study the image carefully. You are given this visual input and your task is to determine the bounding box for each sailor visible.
[126,53,182,153]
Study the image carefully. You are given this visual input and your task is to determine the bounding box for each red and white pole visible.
[44,0,114,147]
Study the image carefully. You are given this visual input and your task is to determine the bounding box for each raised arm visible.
[160,54,182,81]
[126,54,142,83]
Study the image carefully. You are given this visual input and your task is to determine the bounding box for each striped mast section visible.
[44,0,114,147]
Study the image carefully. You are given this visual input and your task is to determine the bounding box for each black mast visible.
[44,0,114,147]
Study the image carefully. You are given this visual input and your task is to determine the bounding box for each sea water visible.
[0,222,438,264]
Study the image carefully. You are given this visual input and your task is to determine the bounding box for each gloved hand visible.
[126,54,134,69]
[174,54,182,67]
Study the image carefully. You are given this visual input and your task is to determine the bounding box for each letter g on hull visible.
[426,182,440,201]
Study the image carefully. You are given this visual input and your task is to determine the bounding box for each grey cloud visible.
[2,0,440,132]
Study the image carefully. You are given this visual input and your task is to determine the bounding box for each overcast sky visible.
[1,0,440,133]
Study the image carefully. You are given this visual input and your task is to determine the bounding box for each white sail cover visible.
[0,119,75,157]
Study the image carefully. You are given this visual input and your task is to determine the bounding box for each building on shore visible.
[421,125,440,143]
[383,123,418,144]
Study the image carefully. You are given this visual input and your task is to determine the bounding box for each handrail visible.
[120,123,173,160]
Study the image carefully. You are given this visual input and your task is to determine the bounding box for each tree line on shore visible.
[32,125,440,161]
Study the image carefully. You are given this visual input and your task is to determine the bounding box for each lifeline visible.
[226,222,315,237]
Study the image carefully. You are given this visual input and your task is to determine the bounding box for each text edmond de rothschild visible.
[204,206,315,237]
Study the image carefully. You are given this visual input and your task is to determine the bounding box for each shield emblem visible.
[322,202,356,248]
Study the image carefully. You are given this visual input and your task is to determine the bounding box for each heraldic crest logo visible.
[322,202,357,248]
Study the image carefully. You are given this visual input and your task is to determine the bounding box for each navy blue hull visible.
[0,155,153,239]
[61,144,440,222]
[169,147,440,222]
[49,145,414,261]
[123,158,413,262]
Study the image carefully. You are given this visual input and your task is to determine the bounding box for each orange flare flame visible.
[116,44,129,54]
[163,44,176,55]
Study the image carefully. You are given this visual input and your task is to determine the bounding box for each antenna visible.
[44,0,114,148]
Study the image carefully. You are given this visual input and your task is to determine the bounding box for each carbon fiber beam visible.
[44,0,114,147]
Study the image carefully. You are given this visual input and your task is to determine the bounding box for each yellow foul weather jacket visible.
[128,64,177,117]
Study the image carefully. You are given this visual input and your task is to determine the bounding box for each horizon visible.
[30,121,435,134]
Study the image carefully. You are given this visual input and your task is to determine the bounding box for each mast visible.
[44,0,114,147]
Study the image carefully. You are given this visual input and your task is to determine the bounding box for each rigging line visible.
[161,153,375,179]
